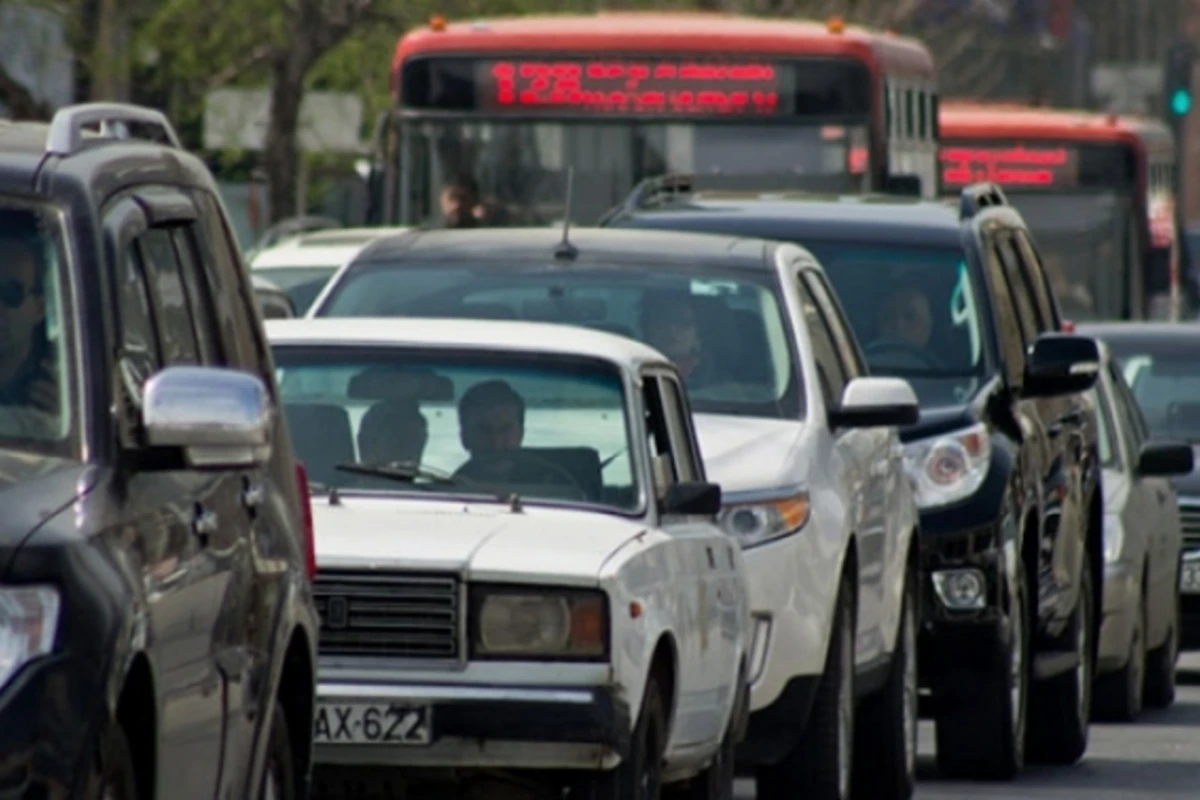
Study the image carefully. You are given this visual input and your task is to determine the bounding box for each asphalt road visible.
[734,653,1200,800]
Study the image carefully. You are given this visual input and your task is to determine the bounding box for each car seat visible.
[284,402,355,486]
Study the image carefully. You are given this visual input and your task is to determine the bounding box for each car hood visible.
[692,413,808,497]
[0,449,98,574]
[310,494,649,583]
[1170,446,1200,501]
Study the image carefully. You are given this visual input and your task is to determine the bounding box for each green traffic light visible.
[1172,88,1192,115]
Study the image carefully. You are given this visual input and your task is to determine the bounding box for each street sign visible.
[203,88,365,153]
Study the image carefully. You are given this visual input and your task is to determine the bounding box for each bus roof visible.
[393,12,935,81]
[939,100,1174,153]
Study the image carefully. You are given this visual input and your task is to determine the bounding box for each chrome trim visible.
[317,682,594,705]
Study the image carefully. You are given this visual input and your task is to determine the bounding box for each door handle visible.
[242,479,265,509]
[193,507,218,540]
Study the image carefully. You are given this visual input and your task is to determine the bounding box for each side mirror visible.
[829,377,920,429]
[661,481,722,517]
[1136,440,1195,477]
[142,366,273,468]
[885,174,923,197]
[1022,333,1100,398]
[253,277,297,320]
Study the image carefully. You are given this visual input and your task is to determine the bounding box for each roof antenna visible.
[554,166,578,261]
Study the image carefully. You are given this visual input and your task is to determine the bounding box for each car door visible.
[642,367,725,746]
[104,192,230,800]
[793,271,884,665]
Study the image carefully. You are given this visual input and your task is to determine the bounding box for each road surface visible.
[735,654,1200,799]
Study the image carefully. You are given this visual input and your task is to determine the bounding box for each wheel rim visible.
[837,614,854,799]
[902,601,918,775]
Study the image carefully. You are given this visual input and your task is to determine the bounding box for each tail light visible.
[294,462,317,579]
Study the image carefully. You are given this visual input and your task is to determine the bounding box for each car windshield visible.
[0,200,72,451]
[799,241,987,407]
[273,345,641,513]
[315,262,801,419]
[1109,342,1200,443]
[253,266,339,314]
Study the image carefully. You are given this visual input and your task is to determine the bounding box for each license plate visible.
[1181,562,1200,595]
[313,702,432,745]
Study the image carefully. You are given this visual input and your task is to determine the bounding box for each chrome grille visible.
[1179,502,1200,552]
[313,570,461,660]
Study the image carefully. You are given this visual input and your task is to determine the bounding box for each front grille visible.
[1180,503,1200,553]
[313,569,461,660]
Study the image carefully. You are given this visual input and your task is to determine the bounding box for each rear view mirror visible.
[1022,333,1100,398]
[829,377,920,428]
[661,481,722,517]
[1136,441,1195,477]
[142,366,272,468]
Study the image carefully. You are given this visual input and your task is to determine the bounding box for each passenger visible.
[0,232,55,412]
[638,289,729,388]
[440,176,482,229]
[877,286,933,348]
[357,398,428,466]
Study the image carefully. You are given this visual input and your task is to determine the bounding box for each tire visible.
[852,574,917,800]
[1144,581,1181,709]
[1026,553,1094,765]
[1093,570,1146,722]
[260,701,297,800]
[581,676,667,799]
[757,573,856,800]
[92,722,138,800]
[934,559,1028,780]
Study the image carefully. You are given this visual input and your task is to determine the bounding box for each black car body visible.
[1078,321,1200,648]
[0,104,318,799]
[604,177,1105,778]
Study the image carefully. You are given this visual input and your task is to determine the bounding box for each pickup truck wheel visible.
[581,677,666,799]
[1026,555,1094,765]
[757,574,855,800]
[93,722,138,800]
[260,702,297,800]
[1093,574,1145,722]
[1144,584,1180,709]
[934,563,1027,780]
[851,575,917,799]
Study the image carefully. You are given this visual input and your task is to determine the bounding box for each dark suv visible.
[604,177,1105,779]
[0,103,318,799]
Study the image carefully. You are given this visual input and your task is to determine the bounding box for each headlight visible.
[0,586,61,690]
[1103,514,1124,564]
[717,491,811,549]
[903,423,991,509]
[472,587,608,659]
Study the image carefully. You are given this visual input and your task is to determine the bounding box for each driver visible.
[877,286,933,348]
[638,289,729,388]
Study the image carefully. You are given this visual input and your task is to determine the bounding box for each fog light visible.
[932,568,986,610]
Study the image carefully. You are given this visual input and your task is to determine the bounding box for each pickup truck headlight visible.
[471,586,608,660]
[0,586,61,690]
[718,491,811,549]
[903,423,991,510]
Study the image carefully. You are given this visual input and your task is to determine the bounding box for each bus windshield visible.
[400,120,868,226]
[1004,192,1136,322]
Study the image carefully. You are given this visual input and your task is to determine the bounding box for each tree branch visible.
[207,42,275,89]
[0,59,52,120]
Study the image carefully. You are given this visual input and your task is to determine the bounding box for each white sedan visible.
[267,317,751,799]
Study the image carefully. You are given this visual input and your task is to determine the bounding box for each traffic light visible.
[1164,41,1195,122]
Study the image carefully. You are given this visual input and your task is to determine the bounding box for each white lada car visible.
[266,316,751,799]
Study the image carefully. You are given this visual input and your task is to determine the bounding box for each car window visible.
[170,226,224,363]
[1115,346,1200,443]
[656,373,701,483]
[1012,230,1060,331]
[982,238,1029,385]
[802,270,864,379]
[795,275,849,409]
[116,246,162,399]
[316,262,803,421]
[1092,384,1119,468]
[994,237,1039,347]
[273,344,641,513]
[137,228,202,365]
[1110,365,1144,458]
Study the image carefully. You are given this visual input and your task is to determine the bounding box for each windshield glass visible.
[1110,344,1200,442]
[273,345,640,512]
[317,263,802,419]
[1004,192,1135,322]
[399,120,868,226]
[253,266,339,314]
[799,241,987,407]
[0,201,72,450]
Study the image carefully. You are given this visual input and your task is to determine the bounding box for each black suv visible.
[604,177,1105,779]
[0,104,318,799]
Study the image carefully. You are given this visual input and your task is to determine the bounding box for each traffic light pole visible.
[1164,40,1195,320]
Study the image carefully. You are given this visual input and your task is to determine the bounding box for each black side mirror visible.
[885,174,923,197]
[1136,440,1195,477]
[1022,333,1100,398]
[661,481,722,517]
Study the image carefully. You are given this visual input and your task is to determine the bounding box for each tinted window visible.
[1112,344,1200,442]
[1012,230,1059,330]
[171,227,223,363]
[982,241,1028,384]
[138,228,201,364]
[994,238,1038,346]
[317,262,803,420]
[117,247,161,395]
[801,240,986,407]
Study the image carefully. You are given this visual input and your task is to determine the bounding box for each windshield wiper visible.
[334,461,508,502]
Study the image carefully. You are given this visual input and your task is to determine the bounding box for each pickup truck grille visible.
[1180,501,1200,553]
[313,570,461,660]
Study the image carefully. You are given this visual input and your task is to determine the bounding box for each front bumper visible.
[1097,560,1138,673]
[313,681,630,771]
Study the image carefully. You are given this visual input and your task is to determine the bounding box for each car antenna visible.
[554,166,578,261]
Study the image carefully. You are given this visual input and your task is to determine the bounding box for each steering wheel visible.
[864,338,948,371]
[454,450,586,498]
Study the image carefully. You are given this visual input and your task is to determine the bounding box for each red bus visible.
[938,101,1191,322]
[376,11,940,226]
